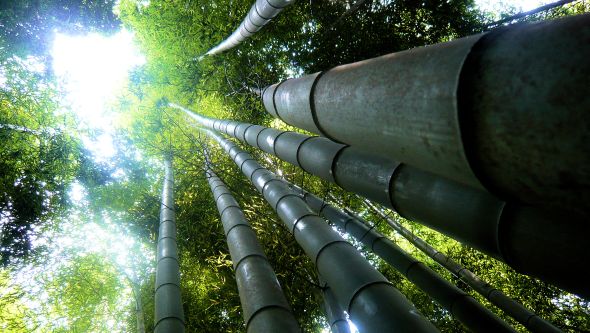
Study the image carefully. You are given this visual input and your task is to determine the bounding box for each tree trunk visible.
[204,0,295,56]
[318,277,351,333]
[362,200,562,333]
[173,104,590,299]
[294,185,516,332]
[203,128,438,332]
[205,165,300,332]
[259,14,590,216]
[154,158,185,333]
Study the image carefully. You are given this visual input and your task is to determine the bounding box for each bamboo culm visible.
[204,0,295,56]
[205,166,300,332]
[318,276,351,333]
[202,128,439,333]
[259,14,590,216]
[361,200,562,333]
[173,104,590,299]
[154,159,185,333]
[294,186,516,333]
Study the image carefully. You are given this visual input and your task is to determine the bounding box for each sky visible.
[48,29,147,268]
[475,0,556,16]
[51,30,145,162]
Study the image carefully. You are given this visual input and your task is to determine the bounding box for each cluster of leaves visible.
[41,253,127,332]
[0,250,136,332]
[0,0,134,268]
[0,269,29,331]
[483,0,590,27]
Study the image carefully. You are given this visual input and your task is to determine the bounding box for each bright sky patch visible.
[51,30,145,160]
[475,0,556,15]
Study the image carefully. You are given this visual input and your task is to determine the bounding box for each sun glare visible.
[52,30,144,122]
[51,30,145,160]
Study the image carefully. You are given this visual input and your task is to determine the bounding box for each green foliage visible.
[482,0,590,26]
[0,52,81,265]
[1,1,152,332]
[39,253,127,332]
[0,269,31,332]
[261,0,483,73]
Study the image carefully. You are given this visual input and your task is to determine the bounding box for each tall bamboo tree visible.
[289,185,516,332]
[204,164,300,332]
[203,0,296,57]
[258,14,590,216]
[357,200,562,333]
[130,282,146,333]
[154,158,185,333]
[298,187,561,333]
[318,278,351,333]
[202,128,438,332]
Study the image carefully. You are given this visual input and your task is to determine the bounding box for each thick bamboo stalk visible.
[173,104,590,299]
[205,166,300,332]
[202,128,439,332]
[318,277,351,333]
[155,159,185,333]
[204,0,295,56]
[295,187,516,332]
[259,14,590,215]
[361,200,562,333]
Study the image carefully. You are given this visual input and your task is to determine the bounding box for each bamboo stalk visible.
[360,200,562,333]
[294,186,517,332]
[205,165,300,332]
[203,128,438,332]
[203,0,296,57]
[154,158,185,333]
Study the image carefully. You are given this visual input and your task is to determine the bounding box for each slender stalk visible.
[318,277,351,333]
[130,283,146,333]
[205,165,300,332]
[203,0,296,57]
[295,186,516,332]
[154,158,185,333]
[362,200,562,333]
[202,128,438,332]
